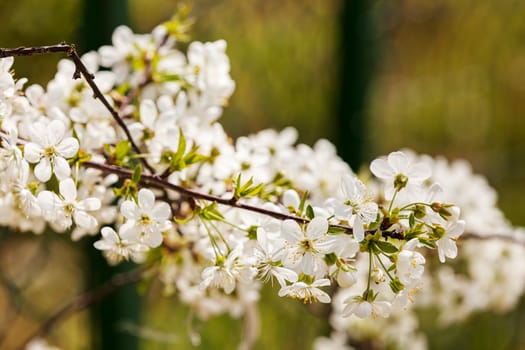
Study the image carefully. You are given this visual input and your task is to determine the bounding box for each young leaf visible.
[375,241,399,254]
[305,204,315,220]
[132,164,142,184]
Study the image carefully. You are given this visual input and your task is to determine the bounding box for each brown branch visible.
[0,43,156,175]
[19,267,146,349]
[82,160,406,240]
[85,162,524,245]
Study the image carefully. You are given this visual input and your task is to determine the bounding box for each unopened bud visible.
[372,267,386,284]
[394,173,408,191]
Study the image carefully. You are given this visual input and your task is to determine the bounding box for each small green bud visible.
[431,225,445,240]
[414,204,426,219]
[324,252,338,266]
[389,277,405,294]
[394,173,408,191]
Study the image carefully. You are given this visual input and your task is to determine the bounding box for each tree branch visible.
[19,267,146,349]
[0,43,156,175]
[82,160,407,240]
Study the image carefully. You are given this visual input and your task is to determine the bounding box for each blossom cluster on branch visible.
[1,15,524,350]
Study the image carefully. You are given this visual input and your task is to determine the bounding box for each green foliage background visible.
[1,0,525,349]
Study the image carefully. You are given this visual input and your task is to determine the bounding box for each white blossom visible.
[278,278,331,304]
[120,188,172,248]
[24,119,78,182]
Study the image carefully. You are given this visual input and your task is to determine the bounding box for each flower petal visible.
[306,217,328,239]
[140,99,157,128]
[138,188,155,211]
[370,158,395,179]
[387,151,409,174]
[53,156,71,180]
[59,178,77,202]
[151,202,171,221]
[101,227,119,243]
[23,142,43,163]
[56,137,79,158]
[144,231,163,248]
[409,163,432,182]
[46,120,66,145]
[74,210,98,229]
[121,200,139,220]
[281,219,303,242]
[352,216,365,242]
[78,198,102,211]
[34,158,52,182]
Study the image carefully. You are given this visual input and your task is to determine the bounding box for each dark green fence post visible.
[79,1,140,349]
[336,0,377,170]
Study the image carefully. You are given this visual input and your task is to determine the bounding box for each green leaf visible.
[247,225,258,240]
[327,226,346,234]
[418,238,436,249]
[389,277,404,294]
[324,252,337,266]
[375,240,399,254]
[198,202,225,221]
[408,212,415,227]
[298,191,309,213]
[174,129,187,163]
[234,175,265,199]
[115,140,130,161]
[132,164,142,184]
[305,205,315,220]
[243,183,264,197]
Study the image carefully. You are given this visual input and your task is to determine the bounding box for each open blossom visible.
[278,278,331,303]
[120,188,172,248]
[24,119,79,182]
[281,217,331,277]
[200,249,255,294]
[38,178,101,230]
[331,174,378,241]
[370,151,431,199]
[254,228,298,287]
[397,238,425,285]
[436,217,465,263]
[342,295,392,318]
[11,160,41,217]
[94,226,148,265]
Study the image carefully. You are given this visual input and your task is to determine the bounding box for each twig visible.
[83,162,524,245]
[82,160,406,240]
[0,43,156,174]
[19,267,146,349]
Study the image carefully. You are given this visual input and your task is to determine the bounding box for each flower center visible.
[44,146,56,158]
[139,214,152,225]
[300,239,314,252]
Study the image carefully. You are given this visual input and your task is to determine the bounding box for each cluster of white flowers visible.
[320,153,525,350]
[0,19,523,350]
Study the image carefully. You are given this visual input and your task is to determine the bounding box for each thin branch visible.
[19,267,146,349]
[82,160,406,240]
[0,43,156,174]
[85,161,525,245]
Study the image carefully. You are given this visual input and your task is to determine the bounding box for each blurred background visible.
[1,0,525,349]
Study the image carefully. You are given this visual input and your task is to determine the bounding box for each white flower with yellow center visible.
[120,188,172,248]
[278,278,331,304]
[24,119,79,182]
[38,178,101,230]
[281,217,331,278]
